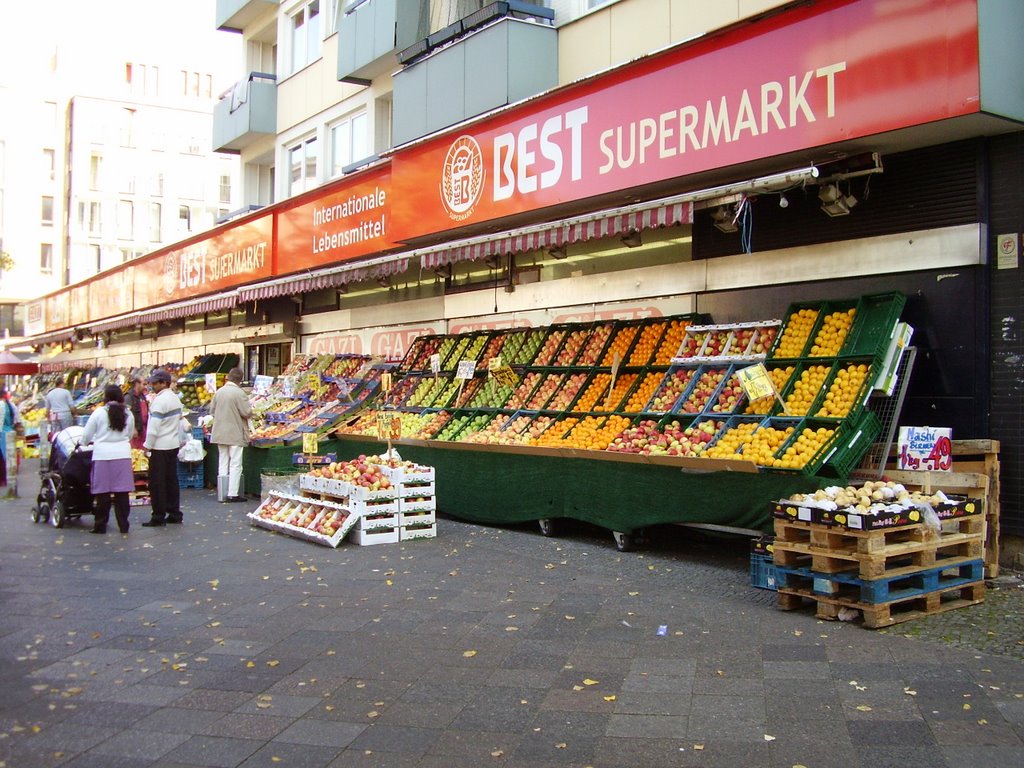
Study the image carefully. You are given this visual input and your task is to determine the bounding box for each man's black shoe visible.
[167,518,183,524]
[141,520,165,527]
[226,496,248,503]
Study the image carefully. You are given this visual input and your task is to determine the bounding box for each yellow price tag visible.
[302,432,318,455]
[736,363,775,401]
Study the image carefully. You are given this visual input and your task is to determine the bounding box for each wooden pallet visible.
[773,516,985,579]
[775,559,984,604]
[778,578,986,629]
[857,439,1001,577]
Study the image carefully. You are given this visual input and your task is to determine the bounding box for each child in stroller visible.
[30,426,95,528]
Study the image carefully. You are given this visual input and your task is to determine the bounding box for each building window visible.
[149,202,162,241]
[41,196,54,226]
[288,136,318,195]
[330,111,368,177]
[117,200,134,239]
[121,108,136,147]
[324,0,339,35]
[219,174,231,204]
[152,172,164,196]
[43,101,57,128]
[40,243,53,273]
[43,148,55,180]
[290,1,322,73]
[79,201,102,235]
[89,153,102,190]
[91,244,101,272]
[178,205,191,232]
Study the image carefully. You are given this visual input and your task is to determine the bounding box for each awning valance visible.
[419,202,692,270]
[136,293,239,325]
[238,257,410,302]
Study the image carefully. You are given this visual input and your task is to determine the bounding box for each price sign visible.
[281,376,296,397]
[488,356,502,372]
[302,432,319,455]
[252,375,273,395]
[736,363,775,401]
[376,411,402,441]
[430,353,441,375]
[336,378,353,402]
[381,372,393,393]
[898,426,952,471]
[492,365,519,389]
[455,360,477,380]
[206,373,219,394]
[604,352,622,410]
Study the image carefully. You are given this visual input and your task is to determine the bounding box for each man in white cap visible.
[142,369,183,526]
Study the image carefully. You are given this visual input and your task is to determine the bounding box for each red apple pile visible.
[647,368,696,413]
[709,373,745,413]
[311,454,394,490]
[678,368,727,413]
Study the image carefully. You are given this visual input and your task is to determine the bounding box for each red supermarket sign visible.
[392,0,980,239]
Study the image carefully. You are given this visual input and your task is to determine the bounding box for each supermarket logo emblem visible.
[162,253,178,298]
[440,135,484,221]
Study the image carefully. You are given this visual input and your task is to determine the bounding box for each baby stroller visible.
[30,426,95,528]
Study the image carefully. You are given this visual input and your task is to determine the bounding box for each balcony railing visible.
[216,0,277,33]
[212,73,277,154]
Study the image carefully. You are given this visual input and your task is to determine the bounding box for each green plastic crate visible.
[842,291,907,359]
[817,410,882,478]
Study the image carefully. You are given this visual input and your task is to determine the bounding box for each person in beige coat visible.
[210,367,252,502]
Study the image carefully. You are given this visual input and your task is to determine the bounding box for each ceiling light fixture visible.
[711,206,738,233]
[778,194,789,209]
[621,229,642,248]
[818,184,858,217]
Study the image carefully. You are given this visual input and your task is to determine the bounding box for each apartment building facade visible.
[0,0,241,336]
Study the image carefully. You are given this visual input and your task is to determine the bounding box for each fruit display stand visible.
[130,449,150,507]
[770,481,986,627]
[245,294,908,548]
[249,491,357,547]
[249,455,438,547]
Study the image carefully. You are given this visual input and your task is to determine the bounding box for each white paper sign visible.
[206,373,219,394]
[252,375,273,395]
[897,426,952,471]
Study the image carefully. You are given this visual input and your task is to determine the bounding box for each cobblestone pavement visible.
[1,461,1022,768]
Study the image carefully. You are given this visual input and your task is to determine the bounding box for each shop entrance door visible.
[246,342,292,381]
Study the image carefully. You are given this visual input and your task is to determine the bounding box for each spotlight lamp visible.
[778,194,789,209]
[547,244,568,260]
[377,276,391,288]
[818,184,858,217]
[621,229,642,248]
[711,206,738,233]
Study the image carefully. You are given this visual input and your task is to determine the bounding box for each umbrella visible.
[0,350,39,375]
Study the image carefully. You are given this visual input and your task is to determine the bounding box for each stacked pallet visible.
[772,500,986,628]
[866,439,1001,577]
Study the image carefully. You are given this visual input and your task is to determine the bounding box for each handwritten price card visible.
[897,426,952,471]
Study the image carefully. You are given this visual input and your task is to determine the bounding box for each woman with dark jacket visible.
[82,384,135,534]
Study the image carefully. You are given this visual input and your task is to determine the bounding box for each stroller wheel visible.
[51,499,67,529]
[33,503,50,524]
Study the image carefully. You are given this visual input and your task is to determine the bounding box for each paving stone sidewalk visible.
[1,460,1022,768]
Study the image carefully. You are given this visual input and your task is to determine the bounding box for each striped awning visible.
[419,202,692,270]
[137,293,239,325]
[89,313,142,334]
[238,257,410,302]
